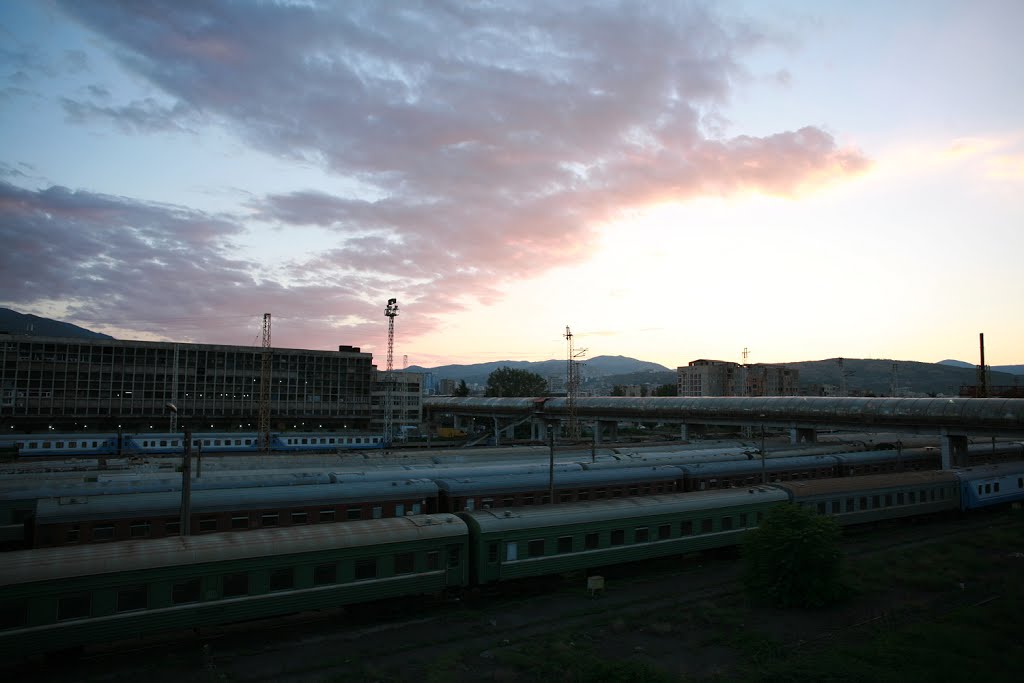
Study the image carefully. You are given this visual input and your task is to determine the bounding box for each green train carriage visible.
[0,514,468,659]
[458,486,790,584]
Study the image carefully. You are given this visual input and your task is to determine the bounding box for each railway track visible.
[21,509,1018,682]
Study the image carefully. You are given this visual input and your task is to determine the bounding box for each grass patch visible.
[730,511,1024,682]
[742,592,1024,682]
[494,639,677,683]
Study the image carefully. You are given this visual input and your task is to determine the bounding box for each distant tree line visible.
[610,384,677,397]
[485,367,549,397]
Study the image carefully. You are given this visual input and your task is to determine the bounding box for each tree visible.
[742,503,844,608]
[485,366,549,397]
[453,379,469,397]
[651,383,677,396]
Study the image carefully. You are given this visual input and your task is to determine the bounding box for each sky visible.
[1,0,1022,370]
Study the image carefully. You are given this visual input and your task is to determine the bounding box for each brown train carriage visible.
[32,479,440,547]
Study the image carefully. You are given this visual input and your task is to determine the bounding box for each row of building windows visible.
[1,339,377,421]
[977,478,1024,495]
[498,512,765,562]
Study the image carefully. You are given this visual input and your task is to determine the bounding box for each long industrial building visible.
[0,333,422,434]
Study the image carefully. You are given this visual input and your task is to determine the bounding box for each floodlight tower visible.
[257,313,272,453]
[384,298,399,445]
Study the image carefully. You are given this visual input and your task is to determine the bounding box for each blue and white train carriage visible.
[955,461,1024,510]
[12,431,385,457]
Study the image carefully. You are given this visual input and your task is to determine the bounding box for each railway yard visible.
[8,509,1024,682]
[1,435,1023,679]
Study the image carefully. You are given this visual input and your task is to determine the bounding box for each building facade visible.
[371,370,424,437]
[677,359,799,397]
[0,333,394,433]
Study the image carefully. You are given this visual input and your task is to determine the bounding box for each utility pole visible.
[258,313,272,453]
[169,345,179,432]
[401,354,408,440]
[548,422,556,504]
[180,424,192,535]
[760,421,767,484]
[166,403,191,536]
[384,299,399,446]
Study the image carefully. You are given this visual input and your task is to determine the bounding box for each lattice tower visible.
[564,326,587,440]
[258,313,272,453]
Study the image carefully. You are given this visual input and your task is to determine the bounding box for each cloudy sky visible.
[1,0,1021,369]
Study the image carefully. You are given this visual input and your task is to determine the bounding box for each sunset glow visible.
[1,1,1021,369]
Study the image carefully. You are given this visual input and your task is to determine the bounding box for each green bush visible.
[742,503,844,608]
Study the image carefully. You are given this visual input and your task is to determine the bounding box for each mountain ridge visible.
[2,308,1020,394]
[0,307,114,340]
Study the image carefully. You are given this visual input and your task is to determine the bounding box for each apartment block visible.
[676,359,799,397]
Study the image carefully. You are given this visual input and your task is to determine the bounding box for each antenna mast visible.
[837,357,851,397]
[384,298,399,445]
[564,326,587,440]
[258,313,272,453]
[741,346,750,396]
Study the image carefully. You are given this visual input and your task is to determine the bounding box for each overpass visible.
[423,396,1024,469]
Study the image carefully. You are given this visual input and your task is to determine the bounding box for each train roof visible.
[832,448,937,464]
[676,455,838,475]
[773,469,959,498]
[434,466,684,494]
[329,461,584,483]
[459,486,789,532]
[35,479,441,523]
[1,471,337,501]
[617,446,756,459]
[953,460,1024,482]
[1,513,467,586]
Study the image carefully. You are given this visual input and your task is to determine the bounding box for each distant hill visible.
[409,355,672,388]
[783,358,1021,396]
[0,308,114,340]
[415,356,1021,397]
[939,359,1024,376]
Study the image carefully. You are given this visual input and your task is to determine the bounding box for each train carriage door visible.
[445,543,464,586]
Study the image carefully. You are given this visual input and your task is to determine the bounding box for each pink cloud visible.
[4,2,872,354]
